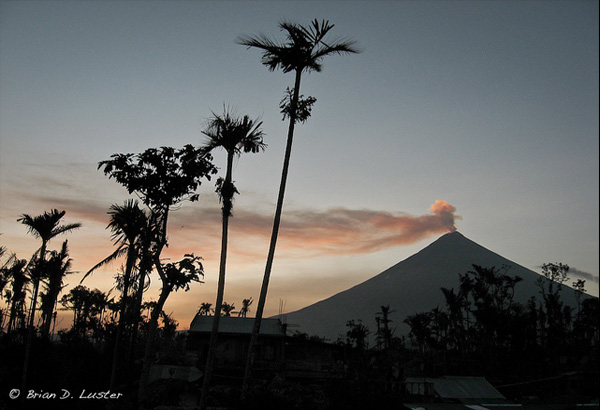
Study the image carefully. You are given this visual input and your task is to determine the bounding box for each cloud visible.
[188,199,461,257]
[569,267,599,284]
[119,199,462,262]
[269,200,459,255]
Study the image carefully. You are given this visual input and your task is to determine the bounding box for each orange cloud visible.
[262,200,461,256]
[166,200,460,260]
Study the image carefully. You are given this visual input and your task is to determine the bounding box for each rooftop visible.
[189,315,286,336]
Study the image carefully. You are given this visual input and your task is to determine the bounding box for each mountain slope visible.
[281,231,587,342]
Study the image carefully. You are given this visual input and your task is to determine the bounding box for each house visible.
[186,315,346,383]
[186,315,286,382]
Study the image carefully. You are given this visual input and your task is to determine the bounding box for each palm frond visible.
[81,246,128,283]
[239,19,359,74]
[202,108,266,156]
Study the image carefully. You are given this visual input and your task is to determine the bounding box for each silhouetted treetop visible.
[237,19,359,74]
[98,145,217,210]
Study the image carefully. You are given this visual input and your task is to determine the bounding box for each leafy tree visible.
[199,109,265,406]
[572,278,586,314]
[536,263,570,358]
[99,146,215,406]
[138,254,204,405]
[238,19,358,395]
[59,285,113,339]
[345,319,370,351]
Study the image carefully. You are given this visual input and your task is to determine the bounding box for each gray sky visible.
[1,1,598,328]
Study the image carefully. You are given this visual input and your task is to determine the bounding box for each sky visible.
[1,0,598,331]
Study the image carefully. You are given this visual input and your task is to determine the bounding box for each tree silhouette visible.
[17,209,80,396]
[345,319,370,351]
[39,240,72,337]
[404,312,433,355]
[238,19,358,395]
[376,305,394,350]
[198,302,213,316]
[238,297,253,318]
[198,108,264,408]
[82,199,149,390]
[2,257,28,333]
[137,254,204,406]
[220,302,236,317]
[99,145,215,407]
[536,263,570,361]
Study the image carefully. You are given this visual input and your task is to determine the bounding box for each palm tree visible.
[220,302,236,317]
[376,305,395,350]
[199,108,265,408]
[404,312,433,355]
[238,297,253,318]
[18,210,81,328]
[39,240,72,337]
[82,199,148,389]
[237,19,358,393]
[2,257,29,333]
[18,209,80,393]
[197,302,213,316]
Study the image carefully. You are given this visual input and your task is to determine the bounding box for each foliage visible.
[98,145,217,211]
[345,319,370,351]
[39,240,72,336]
[160,253,204,292]
[402,263,599,382]
[201,108,265,217]
[220,302,236,317]
[237,19,359,74]
[279,87,316,123]
[1,257,29,333]
[238,297,254,318]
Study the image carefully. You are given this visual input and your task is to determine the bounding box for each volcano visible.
[281,231,588,342]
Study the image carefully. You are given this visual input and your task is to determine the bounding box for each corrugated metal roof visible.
[405,404,522,410]
[405,376,507,402]
[189,315,285,336]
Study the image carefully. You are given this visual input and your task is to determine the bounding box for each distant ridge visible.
[281,231,590,342]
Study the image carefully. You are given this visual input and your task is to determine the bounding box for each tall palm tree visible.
[237,19,358,393]
[39,240,72,337]
[199,108,265,408]
[18,209,80,394]
[81,200,148,389]
[18,210,81,329]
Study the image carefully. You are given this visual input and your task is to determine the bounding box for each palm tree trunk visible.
[242,69,302,395]
[138,212,171,408]
[110,244,136,390]
[199,152,234,410]
[21,242,47,400]
[137,286,170,408]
